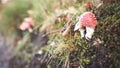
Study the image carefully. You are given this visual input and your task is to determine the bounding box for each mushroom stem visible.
[79,28,85,39]
[85,26,94,40]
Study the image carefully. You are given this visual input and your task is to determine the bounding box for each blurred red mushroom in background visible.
[74,12,97,40]
[19,17,34,32]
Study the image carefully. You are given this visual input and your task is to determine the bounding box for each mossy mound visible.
[42,4,120,68]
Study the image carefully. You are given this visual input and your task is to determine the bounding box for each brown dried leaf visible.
[74,32,78,39]
[84,1,94,10]
[62,23,72,39]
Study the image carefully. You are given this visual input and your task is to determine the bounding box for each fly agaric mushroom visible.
[74,12,97,40]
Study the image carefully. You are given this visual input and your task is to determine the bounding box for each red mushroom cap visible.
[79,12,97,28]
[19,22,30,31]
[24,17,34,28]
[19,17,34,32]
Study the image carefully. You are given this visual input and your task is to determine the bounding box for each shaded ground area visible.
[0,32,14,68]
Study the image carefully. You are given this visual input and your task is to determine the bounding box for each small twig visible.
[40,53,48,63]
[96,3,102,9]
[57,59,63,68]
[46,55,54,64]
